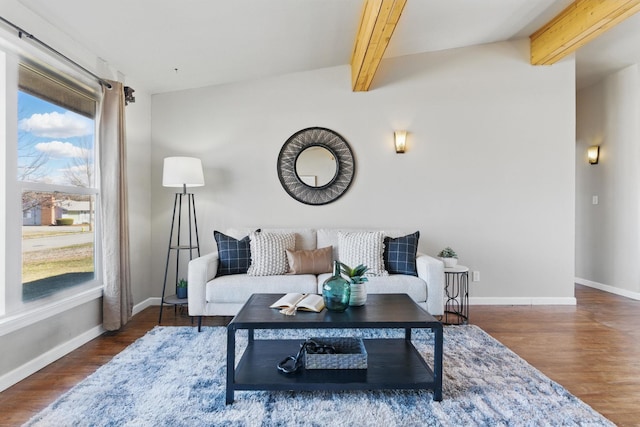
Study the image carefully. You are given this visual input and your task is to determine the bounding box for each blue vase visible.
[322,261,350,312]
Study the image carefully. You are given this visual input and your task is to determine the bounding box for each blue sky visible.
[18,91,95,186]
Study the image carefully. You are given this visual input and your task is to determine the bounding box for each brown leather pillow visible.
[286,246,333,275]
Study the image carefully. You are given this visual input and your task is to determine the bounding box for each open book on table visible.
[270,293,325,313]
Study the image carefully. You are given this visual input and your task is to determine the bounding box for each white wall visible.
[124,82,153,304]
[151,39,576,304]
[576,65,640,297]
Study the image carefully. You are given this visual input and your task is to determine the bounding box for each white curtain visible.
[99,80,132,330]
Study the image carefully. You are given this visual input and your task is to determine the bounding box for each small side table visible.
[443,265,469,325]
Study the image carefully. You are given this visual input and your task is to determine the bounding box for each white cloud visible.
[35,141,89,158]
[19,111,93,138]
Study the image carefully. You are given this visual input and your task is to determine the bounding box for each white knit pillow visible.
[338,231,388,277]
[247,231,295,276]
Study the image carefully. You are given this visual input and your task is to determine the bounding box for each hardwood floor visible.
[1,285,638,426]
[472,285,640,426]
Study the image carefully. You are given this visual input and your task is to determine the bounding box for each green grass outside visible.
[22,242,94,283]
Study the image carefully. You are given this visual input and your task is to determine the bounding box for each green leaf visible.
[349,275,368,284]
[338,261,370,278]
[353,264,370,276]
[338,262,351,276]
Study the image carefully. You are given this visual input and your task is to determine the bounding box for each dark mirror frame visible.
[277,127,355,205]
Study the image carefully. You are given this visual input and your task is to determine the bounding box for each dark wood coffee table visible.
[226,293,443,403]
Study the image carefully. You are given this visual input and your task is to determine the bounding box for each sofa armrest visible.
[416,253,445,316]
[187,252,219,316]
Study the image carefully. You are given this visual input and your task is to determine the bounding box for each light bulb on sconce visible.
[587,146,600,165]
[394,130,407,153]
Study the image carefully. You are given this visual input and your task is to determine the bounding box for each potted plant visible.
[339,262,369,306]
[177,278,188,299]
[438,247,458,268]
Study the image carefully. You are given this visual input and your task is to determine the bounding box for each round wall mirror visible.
[277,127,355,205]
[295,146,338,188]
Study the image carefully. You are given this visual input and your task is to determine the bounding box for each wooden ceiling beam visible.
[350,0,407,92]
[530,0,640,65]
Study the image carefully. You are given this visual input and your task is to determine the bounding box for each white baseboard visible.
[132,297,161,315]
[470,297,577,305]
[0,324,104,392]
[575,278,640,300]
[1,298,164,393]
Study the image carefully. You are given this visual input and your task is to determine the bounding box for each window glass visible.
[22,192,95,302]
[18,90,97,302]
[18,92,95,186]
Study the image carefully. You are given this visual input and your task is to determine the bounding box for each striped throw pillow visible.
[247,231,296,276]
[338,231,388,277]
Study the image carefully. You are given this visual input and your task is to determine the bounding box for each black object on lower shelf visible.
[236,339,435,390]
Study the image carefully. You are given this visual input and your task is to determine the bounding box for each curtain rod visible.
[0,15,112,89]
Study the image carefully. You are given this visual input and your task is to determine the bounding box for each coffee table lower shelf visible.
[229,338,437,401]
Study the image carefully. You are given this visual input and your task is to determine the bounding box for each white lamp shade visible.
[162,157,205,187]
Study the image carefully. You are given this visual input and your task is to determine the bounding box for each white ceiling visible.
[16,0,640,94]
[575,11,640,89]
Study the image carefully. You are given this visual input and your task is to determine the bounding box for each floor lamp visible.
[158,156,204,324]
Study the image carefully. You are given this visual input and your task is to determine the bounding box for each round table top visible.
[444,265,469,273]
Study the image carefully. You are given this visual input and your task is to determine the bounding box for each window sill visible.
[0,286,103,336]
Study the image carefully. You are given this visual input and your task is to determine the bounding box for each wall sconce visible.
[394,130,407,153]
[587,145,600,165]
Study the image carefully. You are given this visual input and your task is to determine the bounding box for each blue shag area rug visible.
[25,325,613,426]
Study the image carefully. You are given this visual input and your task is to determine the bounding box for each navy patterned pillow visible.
[383,231,420,276]
[214,230,256,276]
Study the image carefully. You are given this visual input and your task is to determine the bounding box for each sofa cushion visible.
[247,231,295,276]
[338,231,388,276]
[286,246,333,275]
[317,229,405,261]
[227,228,316,251]
[214,230,252,276]
[317,229,360,261]
[207,274,318,303]
[365,275,427,303]
[384,231,420,276]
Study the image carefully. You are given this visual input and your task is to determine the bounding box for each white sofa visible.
[188,228,445,326]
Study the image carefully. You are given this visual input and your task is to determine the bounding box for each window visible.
[17,65,100,305]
